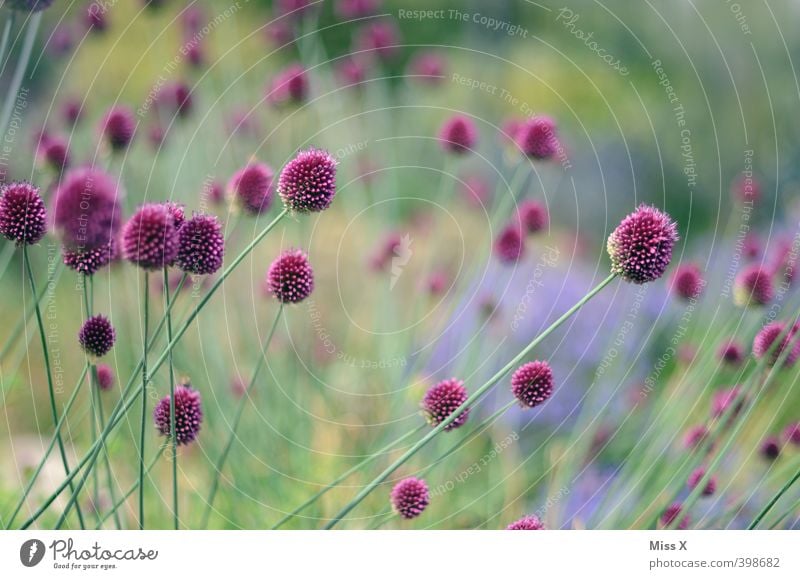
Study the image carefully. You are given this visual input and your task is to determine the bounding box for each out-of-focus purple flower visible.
[181,5,205,36]
[760,436,781,460]
[515,116,559,159]
[278,148,338,213]
[336,56,367,87]
[607,204,678,284]
[122,203,180,270]
[753,321,800,368]
[84,3,109,34]
[390,477,429,519]
[355,20,400,61]
[228,162,274,215]
[268,64,308,106]
[408,52,445,85]
[421,378,470,431]
[202,180,225,206]
[494,223,525,264]
[687,467,716,496]
[49,24,74,56]
[426,270,448,296]
[683,425,710,450]
[731,172,761,204]
[438,115,477,155]
[461,175,490,208]
[176,214,224,275]
[506,515,544,530]
[100,106,136,152]
[660,503,690,529]
[53,167,121,251]
[0,181,47,245]
[265,249,315,304]
[734,265,774,306]
[711,387,743,419]
[670,263,704,301]
[742,231,761,261]
[717,339,744,366]
[264,18,294,46]
[783,422,800,446]
[518,200,548,234]
[96,363,114,391]
[61,98,83,127]
[37,135,70,173]
[153,384,203,445]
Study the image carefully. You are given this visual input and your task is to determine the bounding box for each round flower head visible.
[518,200,548,234]
[760,436,780,461]
[511,360,554,409]
[783,422,800,446]
[53,167,121,251]
[711,387,743,419]
[163,82,192,119]
[228,162,274,215]
[670,263,704,301]
[660,503,690,529]
[85,4,108,33]
[683,425,710,450]
[515,116,558,159]
[408,52,445,85]
[731,172,761,204]
[494,224,525,264]
[63,239,116,276]
[278,148,338,213]
[5,0,53,11]
[753,321,800,368]
[336,57,367,87]
[734,265,774,306]
[687,467,716,496]
[0,181,47,245]
[38,135,70,173]
[268,64,308,106]
[78,315,116,358]
[96,363,114,391]
[176,214,224,275]
[717,339,744,366]
[153,384,203,445]
[202,180,224,206]
[122,203,179,270]
[607,204,678,284]
[100,106,135,151]
[438,115,477,154]
[61,98,83,127]
[390,477,429,520]
[356,20,400,60]
[265,249,315,303]
[421,378,470,431]
[506,515,544,530]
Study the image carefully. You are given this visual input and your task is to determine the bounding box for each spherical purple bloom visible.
[607,204,678,284]
[228,162,274,215]
[683,425,710,450]
[494,224,525,264]
[408,52,445,85]
[96,363,114,391]
[753,321,800,368]
[5,0,53,12]
[163,82,192,118]
[660,503,690,529]
[203,180,224,205]
[61,98,83,127]
[390,477,429,520]
[63,239,116,276]
[121,204,179,270]
[100,106,135,151]
[38,135,70,173]
[438,115,477,154]
[511,360,554,409]
[265,249,315,304]
[515,116,559,159]
[78,315,116,357]
[85,3,108,33]
[278,148,338,213]
[760,436,781,461]
[421,378,470,431]
[163,201,185,230]
[153,384,203,445]
[687,467,716,496]
[176,214,224,275]
[783,422,800,446]
[734,265,774,306]
[518,200,548,234]
[670,263,704,301]
[356,20,400,60]
[717,339,744,366]
[53,167,121,251]
[506,515,545,530]
[0,181,47,245]
[268,64,308,106]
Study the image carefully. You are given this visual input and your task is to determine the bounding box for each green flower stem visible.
[324,273,617,529]
[749,466,800,529]
[138,273,149,530]
[201,303,283,528]
[22,245,86,530]
[81,278,101,525]
[163,266,178,530]
[0,12,15,73]
[0,12,40,137]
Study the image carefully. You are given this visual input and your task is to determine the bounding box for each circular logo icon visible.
[20,539,46,567]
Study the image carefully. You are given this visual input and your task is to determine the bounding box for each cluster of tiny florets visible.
[515,116,559,159]
[63,240,117,276]
[494,224,525,264]
[265,249,315,303]
[420,378,470,431]
[687,467,716,496]
[153,384,203,445]
[390,477,429,519]
[101,106,136,151]
[439,115,477,154]
[734,265,774,306]
[511,361,554,409]
[607,204,678,284]
[753,321,800,368]
[0,181,47,245]
[278,148,338,213]
[122,204,180,270]
[78,315,116,358]
[176,214,224,275]
[506,515,545,530]
[228,162,274,215]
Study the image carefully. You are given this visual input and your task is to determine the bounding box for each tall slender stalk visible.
[0,12,15,73]
[138,273,149,529]
[163,265,179,529]
[325,273,617,528]
[0,12,40,137]
[749,467,800,529]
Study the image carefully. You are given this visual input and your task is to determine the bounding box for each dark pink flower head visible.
[336,0,380,18]
[122,203,179,270]
[53,167,121,251]
[607,204,678,284]
[506,515,544,530]
[438,115,477,155]
[228,162,274,215]
[501,117,524,145]
[760,436,781,461]
[717,339,744,366]
[78,314,116,358]
[421,378,470,431]
[85,2,109,33]
[6,0,54,12]
[518,200,548,234]
[181,5,205,35]
[163,202,185,230]
[38,135,70,173]
[153,384,203,445]
[753,321,800,368]
[96,363,114,391]
[687,467,716,496]
[61,98,83,127]
[660,503,690,529]
[711,387,743,419]
[683,425,710,450]
[265,249,315,303]
[511,360,554,409]
[408,52,445,85]
[783,422,800,446]
[202,180,225,206]
[100,106,136,151]
[176,214,224,275]
[494,223,525,264]
[0,181,47,245]
[336,57,367,87]
[49,24,74,56]
[278,148,338,213]
[63,240,116,276]
[515,116,559,159]
[670,263,704,301]
[356,20,400,60]
[369,231,404,271]
[731,172,761,204]
[390,477,429,519]
[268,64,308,106]
[734,265,774,306]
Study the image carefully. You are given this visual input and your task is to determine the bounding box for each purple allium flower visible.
[494,223,525,264]
[506,515,545,530]
[63,239,116,276]
[163,201,185,230]
[85,2,108,33]
[368,231,403,271]
[734,265,774,306]
[390,477,429,519]
[78,315,116,357]
[717,339,744,366]
[356,20,400,60]
[96,363,114,391]
[687,467,716,496]
[731,172,761,204]
[783,422,800,446]
[49,25,74,57]
[711,387,743,419]
[38,135,70,173]
[4,0,53,12]
[660,503,690,529]
[53,167,121,251]
[268,64,308,106]
[277,148,338,213]
[0,181,47,245]
[265,249,315,304]
[163,82,192,118]
[153,384,203,445]
[182,4,205,35]
[202,180,224,206]
[670,263,704,301]
[607,204,678,284]
[518,200,548,234]
[760,436,781,461]
[336,0,380,18]
[100,106,135,151]
[184,40,205,69]
[438,115,477,154]
[683,425,710,450]
[421,378,470,431]
[121,204,179,270]
[336,57,367,87]
[511,360,554,409]
[753,321,800,368]
[176,214,224,275]
[408,52,445,85]
[228,162,274,215]
[515,116,559,159]
[61,98,83,127]
[426,270,448,295]
[147,124,166,149]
